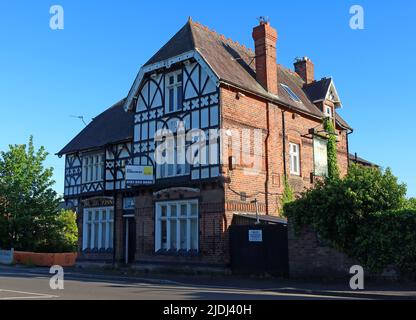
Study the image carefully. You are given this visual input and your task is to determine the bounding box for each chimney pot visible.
[252,20,278,94]
[294,57,315,84]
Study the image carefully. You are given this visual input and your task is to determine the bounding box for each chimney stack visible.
[294,57,314,84]
[252,19,278,94]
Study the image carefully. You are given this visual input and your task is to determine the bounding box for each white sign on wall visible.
[0,249,14,265]
[248,230,263,242]
[126,165,154,186]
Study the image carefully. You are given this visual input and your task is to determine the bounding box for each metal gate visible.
[230,224,289,277]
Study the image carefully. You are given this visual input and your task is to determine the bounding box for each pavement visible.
[0,265,415,300]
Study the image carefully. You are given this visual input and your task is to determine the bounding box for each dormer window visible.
[281,84,301,103]
[165,70,183,113]
[324,105,333,118]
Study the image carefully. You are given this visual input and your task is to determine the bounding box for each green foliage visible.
[323,117,340,180]
[354,209,416,275]
[35,209,78,253]
[0,136,77,253]
[280,177,295,214]
[284,164,415,275]
[404,198,416,210]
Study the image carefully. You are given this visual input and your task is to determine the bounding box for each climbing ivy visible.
[280,177,295,214]
[323,117,340,180]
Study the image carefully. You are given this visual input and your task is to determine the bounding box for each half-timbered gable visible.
[58,98,134,200]
[131,60,220,182]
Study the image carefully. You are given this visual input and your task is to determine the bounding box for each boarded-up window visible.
[313,137,328,177]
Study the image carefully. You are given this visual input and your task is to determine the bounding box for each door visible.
[123,217,136,264]
[230,224,289,277]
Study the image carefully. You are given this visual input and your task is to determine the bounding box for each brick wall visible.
[288,220,357,278]
[134,184,227,266]
[220,86,349,211]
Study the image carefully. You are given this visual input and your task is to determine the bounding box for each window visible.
[82,153,104,183]
[165,71,183,113]
[324,105,333,118]
[313,137,328,177]
[82,207,114,251]
[281,84,301,102]
[289,143,300,176]
[156,138,190,179]
[155,200,198,252]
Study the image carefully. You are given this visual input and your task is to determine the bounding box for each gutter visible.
[56,138,133,157]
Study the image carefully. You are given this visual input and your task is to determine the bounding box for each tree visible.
[323,117,340,180]
[0,136,77,252]
[405,198,416,210]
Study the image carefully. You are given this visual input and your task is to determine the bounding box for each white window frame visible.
[156,139,190,179]
[82,207,114,250]
[165,70,183,114]
[289,143,301,176]
[82,153,104,183]
[155,200,198,253]
[324,105,333,118]
[280,83,301,102]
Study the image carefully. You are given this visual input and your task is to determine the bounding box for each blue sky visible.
[0,0,415,197]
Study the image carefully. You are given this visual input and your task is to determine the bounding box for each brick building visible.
[58,18,352,269]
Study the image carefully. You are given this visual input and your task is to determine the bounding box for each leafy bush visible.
[284,164,415,276]
[35,209,78,253]
[0,137,78,253]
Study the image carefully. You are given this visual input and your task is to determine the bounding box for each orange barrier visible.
[14,251,77,267]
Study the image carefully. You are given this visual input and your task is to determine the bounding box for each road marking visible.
[0,289,59,300]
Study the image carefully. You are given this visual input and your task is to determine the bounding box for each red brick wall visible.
[220,86,349,216]
[288,220,357,278]
[134,184,227,266]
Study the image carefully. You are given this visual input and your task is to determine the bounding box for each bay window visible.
[155,200,198,253]
[82,207,114,251]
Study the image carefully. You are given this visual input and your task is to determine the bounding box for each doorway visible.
[123,216,136,264]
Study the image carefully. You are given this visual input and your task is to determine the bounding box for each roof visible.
[233,213,288,225]
[303,78,332,102]
[58,99,133,155]
[59,19,352,155]
[349,153,378,167]
[144,19,333,118]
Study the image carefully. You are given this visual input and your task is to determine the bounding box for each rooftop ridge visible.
[190,19,255,56]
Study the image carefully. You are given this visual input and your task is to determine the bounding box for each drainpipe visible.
[281,110,287,178]
[112,148,117,267]
[264,102,270,215]
[346,128,354,168]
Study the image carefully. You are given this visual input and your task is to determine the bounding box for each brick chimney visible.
[294,57,314,84]
[252,20,278,94]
